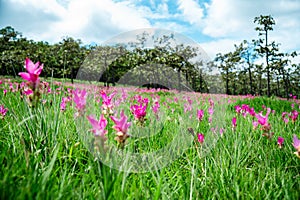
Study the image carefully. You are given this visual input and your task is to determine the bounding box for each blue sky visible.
[1,0,300,60]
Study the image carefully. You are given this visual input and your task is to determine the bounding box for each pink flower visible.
[111,110,131,147]
[208,117,212,124]
[23,88,33,96]
[87,114,108,140]
[247,107,256,117]
[3,89,7,96]
[277,136,284,148]
[255,112,271,132]
[152,101,160,115]
[121,89,128,102]
[101,90,116,110]
[208,107,214,115]
[18,58,43,85]
[252,121,258,129]
[197,109,204,121]
[73,89,87,116]
[232,117,237,128]
[293,134,300,158]
[257,114,267,126]
[60,97,68,111]
[234,105,242,114]
[282,112,289,124]
[130,103,147,120]
[197,133,204,144]
[0,105,8,119]
[184,103,192,113]
[282,112,288,118]
[174,97,178,103]
[290,110,298,123]
[209,98,214,107]
[110,110,131,135]
[220,128,224,136]
[283,118,289,124]
[292,135,300,151]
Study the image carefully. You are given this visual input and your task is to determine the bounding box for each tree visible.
[215,51,240,95]
[254,15,276,97]
[235,40,258,95]
[271,51,297,98]
[58,37,85,83]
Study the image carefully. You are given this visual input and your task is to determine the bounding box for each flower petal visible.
[87,115,100,130]
[25,58,37,73]
[19,72,31,82]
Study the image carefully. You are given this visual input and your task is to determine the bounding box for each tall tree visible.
[215,51,240,95]
[235,40,258,95]
[254,15,276,97]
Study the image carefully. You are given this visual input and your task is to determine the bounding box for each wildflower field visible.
[0,58,300,199]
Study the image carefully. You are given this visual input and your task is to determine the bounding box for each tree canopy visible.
[0,15,299,97]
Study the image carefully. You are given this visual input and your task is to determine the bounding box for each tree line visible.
[214,15,299,98]
[0,15,299,97]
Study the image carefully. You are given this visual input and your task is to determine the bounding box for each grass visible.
[0,78,299,199]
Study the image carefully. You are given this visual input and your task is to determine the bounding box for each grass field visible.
[0,76,299,199]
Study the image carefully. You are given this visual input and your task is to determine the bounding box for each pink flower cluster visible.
[19,58,43,90]
[282,110,299,124]
[110,110,132,148]
[130,95,148,125]
[0,105,8,119]
[73,89,87,117]
[100,90,116,115]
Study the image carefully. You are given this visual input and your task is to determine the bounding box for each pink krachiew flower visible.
[232,117,237,128]
[110,110,131,134]
[197,133,204,144]
[292,134,300,158]
[0,105,8,119]
[130,103,147,120]
[18,58,43,85]
[87,114,108,140]
[110,110,132,147]
[73,88,87,114]
[152,101,160,115]
[208,107,214,115]
[252,121,258,129]
[101,90,116,109]
[277,136,284,148]
[290,110,298,123]
[197,109,204,121]
[292,134,300,151]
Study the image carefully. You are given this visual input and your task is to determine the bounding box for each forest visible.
[1,15,299,97]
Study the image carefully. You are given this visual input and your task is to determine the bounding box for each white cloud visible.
[1,0,299,60]
[201,0,300,54]
[202,0,253,38]
[200,38,239,59]
[177,0,204,26]
[49,0,153,43]
[1,0,151,44]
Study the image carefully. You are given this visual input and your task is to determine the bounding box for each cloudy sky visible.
[1,0,300,59]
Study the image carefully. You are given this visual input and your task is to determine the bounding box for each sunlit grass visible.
[0,78,299,199]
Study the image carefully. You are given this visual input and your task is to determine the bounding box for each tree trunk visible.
[226,69,230,95]
[282,70,289,99]
[248,62,253,95]
[265,30,271,97]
